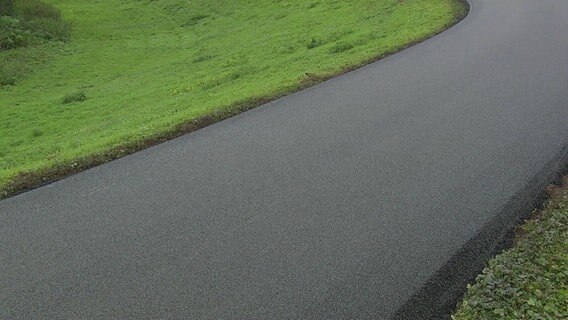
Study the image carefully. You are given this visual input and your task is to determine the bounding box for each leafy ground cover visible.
[0,0,467,197]
[453,179,568,320]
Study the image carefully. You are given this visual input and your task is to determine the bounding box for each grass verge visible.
[453,178,568,320]
[0,0,468,198]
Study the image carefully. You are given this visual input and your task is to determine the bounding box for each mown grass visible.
[0,0,467,197]
[453,180,568,320]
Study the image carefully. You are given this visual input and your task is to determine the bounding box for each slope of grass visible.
[453,182,568,320]
[0,0,467,197]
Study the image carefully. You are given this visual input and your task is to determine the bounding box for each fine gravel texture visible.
[2,0,568,319]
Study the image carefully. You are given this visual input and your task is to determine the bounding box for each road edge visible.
[392,142,568,319]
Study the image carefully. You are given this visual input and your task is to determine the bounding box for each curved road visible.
[2,0,568,318]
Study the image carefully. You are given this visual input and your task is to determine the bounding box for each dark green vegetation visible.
[0,0,467,197]
[62,91,86,104]
[0,0,69,49]
[0,0,69,85]
[453,181,568,320]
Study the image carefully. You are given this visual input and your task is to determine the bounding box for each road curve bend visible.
[2,0,568,318]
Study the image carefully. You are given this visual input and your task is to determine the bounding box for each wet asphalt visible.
[2,0,568,318]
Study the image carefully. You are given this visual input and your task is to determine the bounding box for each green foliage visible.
[62,91,87,104]
[0,0,69,51]
[306,38,322,49]
[453,192,568,320]
[0,0,467,194]
[21,16,70,41]
[0,16,34,50]
[15,0,61,20]
[0,0,15,15]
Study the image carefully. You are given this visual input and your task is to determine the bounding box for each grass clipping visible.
[453,178,568,320]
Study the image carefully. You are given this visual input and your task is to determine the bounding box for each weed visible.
[62,92,87,104]
[329,41,354,54]
[306,38,322,49]
[453,183,568,319]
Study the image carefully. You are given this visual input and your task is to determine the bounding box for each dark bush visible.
[21,16,70,41]
[0,0,15,16]
[0,16,35,50]
[0,0,70,50]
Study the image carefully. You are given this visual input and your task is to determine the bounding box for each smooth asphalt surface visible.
[2,0,568,319]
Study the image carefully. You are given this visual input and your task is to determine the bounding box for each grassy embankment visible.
[0,0,467,197]
[453,179,568,320]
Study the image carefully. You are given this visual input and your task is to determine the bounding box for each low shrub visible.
[62,92,87,104]
[306,38,322,49]
[0,0,15,15]
[21,16,70,41]
[0,0,70,50]
[15,0,60,20]
[0,16,35,50]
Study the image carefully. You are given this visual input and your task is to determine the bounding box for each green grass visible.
[0,0,467,196]
[453,183,568,320]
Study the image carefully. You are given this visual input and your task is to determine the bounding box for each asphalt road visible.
[2,0,568,318]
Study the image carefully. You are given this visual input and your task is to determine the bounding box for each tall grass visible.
[16,0,61,20]
[0,0,69,85]
[0,0,69,50]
